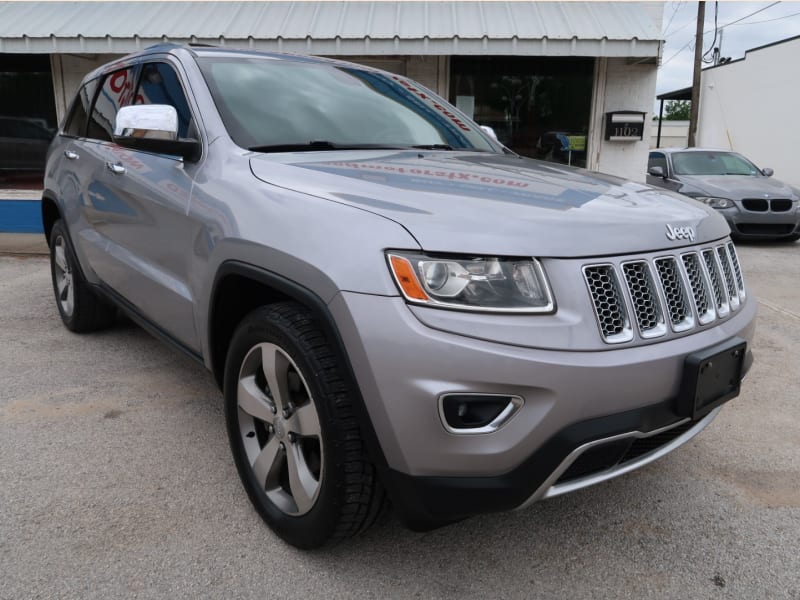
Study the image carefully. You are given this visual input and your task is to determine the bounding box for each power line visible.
[727,9,800,26]
[662,1,683,37]
[717,1,781,28]
[660,1,783,68]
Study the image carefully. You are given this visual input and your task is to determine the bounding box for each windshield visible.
[197,56,498,152]
[672,151,760,176]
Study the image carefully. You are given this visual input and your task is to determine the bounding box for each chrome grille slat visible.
[583,265,632,344]
[584,241,747,344]
[681,253,715,325]
[653,257,694,332]
[717,245,740,310]
[726,242,746,300]
[701,249,729,317]
[621,261,666,338]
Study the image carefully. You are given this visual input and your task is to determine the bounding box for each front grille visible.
[742,198,768,212]
[770,199,792,212]
[741,198,793,212]
[584,241,746,344]
[555,420,696,485]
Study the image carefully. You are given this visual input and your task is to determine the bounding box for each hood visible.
[678,174,798,200]
[250,150,730,257]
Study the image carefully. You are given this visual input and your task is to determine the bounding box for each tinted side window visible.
[63,79,99,137]
[648,152,667,172]
[87,67,137,142]
[135,63,193,138]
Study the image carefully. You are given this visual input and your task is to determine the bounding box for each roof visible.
[656,86,691,101]
[656,148,734,154]
[0,1,663,57]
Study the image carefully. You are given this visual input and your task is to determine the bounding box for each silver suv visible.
[43,45,756,549]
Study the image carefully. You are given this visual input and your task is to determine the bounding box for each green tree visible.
[663,100,691,120]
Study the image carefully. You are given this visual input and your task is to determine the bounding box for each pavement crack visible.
[758,298,800,322]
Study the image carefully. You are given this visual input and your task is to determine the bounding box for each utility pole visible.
[688,0,705,147]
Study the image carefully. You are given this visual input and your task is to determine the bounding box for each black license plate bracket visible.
[678,338,746,420]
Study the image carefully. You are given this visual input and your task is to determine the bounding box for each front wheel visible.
[223,302,386,549]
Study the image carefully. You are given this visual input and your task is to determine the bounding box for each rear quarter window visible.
[63,79,100,138]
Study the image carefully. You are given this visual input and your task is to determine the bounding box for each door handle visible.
[106,162,126,175]
[64,150,79,160]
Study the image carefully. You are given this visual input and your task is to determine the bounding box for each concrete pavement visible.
[1,242,798,599]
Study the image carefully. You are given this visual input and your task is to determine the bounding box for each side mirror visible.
[761,167,774,177]
[480,125,498,141]
[648,166,665,178]
[113,104,200,162]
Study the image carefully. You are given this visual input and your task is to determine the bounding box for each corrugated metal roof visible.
[0,1,663,57]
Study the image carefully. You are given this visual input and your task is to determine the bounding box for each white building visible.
[650,120,688,149]
[696,34,800,188]
[0,1,665,188]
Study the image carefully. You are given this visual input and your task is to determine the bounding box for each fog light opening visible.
[439,393,523,434]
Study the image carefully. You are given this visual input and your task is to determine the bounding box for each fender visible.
[208,260,393,476]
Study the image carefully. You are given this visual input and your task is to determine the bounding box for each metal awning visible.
[0,1,663,57]
[657,86,691,101]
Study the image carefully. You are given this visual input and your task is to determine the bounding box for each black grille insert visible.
[742,199,768,212]
[770,199,792,212]
[736,223,796,235]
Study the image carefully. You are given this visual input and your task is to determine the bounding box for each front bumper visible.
[723,206,800,239]
[328,289,756,523]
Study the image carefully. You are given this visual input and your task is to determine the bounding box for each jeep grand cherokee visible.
[43,45,755,549]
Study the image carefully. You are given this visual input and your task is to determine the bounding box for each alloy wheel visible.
[53,236,74,317]
[236,342,323,516]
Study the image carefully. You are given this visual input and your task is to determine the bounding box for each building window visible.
[0,54,58,189]
[450,57,594,167]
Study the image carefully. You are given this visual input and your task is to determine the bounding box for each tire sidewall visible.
[223,309,343,549]
[49,221,78,329]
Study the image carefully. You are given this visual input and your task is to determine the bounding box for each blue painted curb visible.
[0,200,44,233]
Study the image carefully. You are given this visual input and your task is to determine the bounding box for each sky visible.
[656,0,800,110]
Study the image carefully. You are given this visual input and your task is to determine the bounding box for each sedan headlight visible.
[387,252,555,313]
[695,196,733,209]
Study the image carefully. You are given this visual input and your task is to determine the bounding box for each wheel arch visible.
[207,259,391,471]
[41,192,61,246]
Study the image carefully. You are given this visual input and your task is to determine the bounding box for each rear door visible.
[50,78,102,272]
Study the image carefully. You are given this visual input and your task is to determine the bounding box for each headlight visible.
[695,196,733,209]
[387,251,555,313]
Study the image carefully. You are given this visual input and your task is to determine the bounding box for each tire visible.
[223,302,386,549]
[49,220,116,332]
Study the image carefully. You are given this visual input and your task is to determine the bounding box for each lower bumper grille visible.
[555,420,696,485]
[736,223,796,236]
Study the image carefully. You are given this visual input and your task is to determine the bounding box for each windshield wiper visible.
[248,141,408,153]
[411,144,454,150]
[411,144,493,152]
